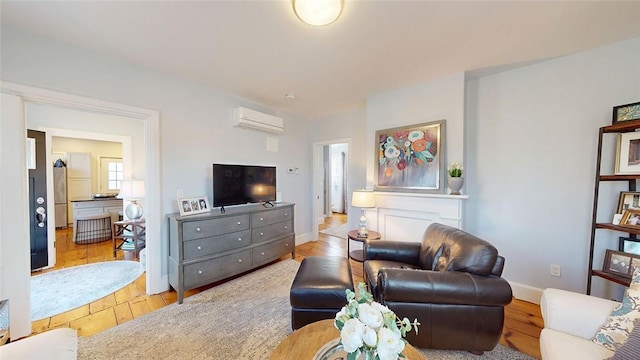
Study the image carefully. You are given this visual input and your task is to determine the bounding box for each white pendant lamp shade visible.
[118,180,145,220]
[293,0,343,26]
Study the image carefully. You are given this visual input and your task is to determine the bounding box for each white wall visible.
[466,37,640,301]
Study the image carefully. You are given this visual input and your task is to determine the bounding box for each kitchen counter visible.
[71,198,123,243]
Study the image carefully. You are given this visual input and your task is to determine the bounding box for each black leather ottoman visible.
[290,256,354,330]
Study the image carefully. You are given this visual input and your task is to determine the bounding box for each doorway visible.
[1,82,161,339]
[312,139,351,239]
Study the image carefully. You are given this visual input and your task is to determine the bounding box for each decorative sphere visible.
[125,201,143,220]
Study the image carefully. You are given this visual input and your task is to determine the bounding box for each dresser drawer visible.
[252,207,293,227]
[183,214,250,240]
[251,220,293,243]
[252,236,295,265]
[183,250,252,289]
[183,230,251,260]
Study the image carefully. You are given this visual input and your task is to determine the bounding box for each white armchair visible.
[540,288,618,360]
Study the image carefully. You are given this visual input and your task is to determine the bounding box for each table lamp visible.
[351,190,376,237]
[118,180,145,220]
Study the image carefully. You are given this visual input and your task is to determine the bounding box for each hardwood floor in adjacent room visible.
[32,214,542,359]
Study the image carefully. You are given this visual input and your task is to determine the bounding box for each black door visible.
[28,129,48,270]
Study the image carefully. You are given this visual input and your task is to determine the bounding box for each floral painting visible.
[375,120,445,192]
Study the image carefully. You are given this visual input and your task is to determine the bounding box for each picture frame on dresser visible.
[374,120,446,193]
[178,196,211,216]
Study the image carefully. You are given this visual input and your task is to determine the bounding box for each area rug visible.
[78,259,533,360]
[320,222,348,239]
[31,260,143,321]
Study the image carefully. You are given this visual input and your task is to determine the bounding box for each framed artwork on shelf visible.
[619,209,640,229]
[178,196,211,216]
[612,101,640,125]
[615,132,640,175]
[603,249,640,279]
[617,191,640,213]
[619,236,640,256]
[374,120,446,193]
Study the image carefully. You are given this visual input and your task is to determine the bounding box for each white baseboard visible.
[295,232,315,245]
[509,280,543,305]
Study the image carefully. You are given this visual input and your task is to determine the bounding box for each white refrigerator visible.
[53,167,68,228]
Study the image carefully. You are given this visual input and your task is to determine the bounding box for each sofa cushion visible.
[541,328,613,360]
[592,267,640,351]
[609,320,640,360]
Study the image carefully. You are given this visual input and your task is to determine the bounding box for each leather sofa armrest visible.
[364,240,421,266]
[378,268,513,306]
[541,288,619,340]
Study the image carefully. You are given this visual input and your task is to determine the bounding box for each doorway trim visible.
[1,82,164,296]
[312,138,351,238]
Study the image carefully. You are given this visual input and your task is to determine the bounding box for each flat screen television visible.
[212,163,276,208]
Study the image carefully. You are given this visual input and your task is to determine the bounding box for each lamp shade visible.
[292,0,343,26]
[351,190,375,208]
[118,180,145,200]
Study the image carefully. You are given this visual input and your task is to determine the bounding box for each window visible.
[100,157,123,193]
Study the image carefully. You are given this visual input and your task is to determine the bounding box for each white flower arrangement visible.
[447,162,463,177]
[334,283,420,360]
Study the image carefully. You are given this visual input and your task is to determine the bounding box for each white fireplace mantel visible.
[365,191,468,242]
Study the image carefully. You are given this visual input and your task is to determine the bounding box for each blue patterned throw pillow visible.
[592,267,640,351]
[609,319,640,360]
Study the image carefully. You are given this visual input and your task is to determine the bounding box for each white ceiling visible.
[2,1,640,119]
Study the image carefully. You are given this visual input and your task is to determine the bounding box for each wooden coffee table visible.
[269,319,425,359]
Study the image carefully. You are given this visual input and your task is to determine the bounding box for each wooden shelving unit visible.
[587,119,640,294]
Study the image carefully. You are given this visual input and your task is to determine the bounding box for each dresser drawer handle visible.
[198,270,202,274]
[236,221,241,225]
[238,237,242,241]
[284,226,288,229]
[285,243,289,247]
[260,217,264,221]
[261,252,265,256]
[197,246,202,250]
[260,232,264,236]
[238,259,242,263]
[285,213,288,216]
[196,227,201,232]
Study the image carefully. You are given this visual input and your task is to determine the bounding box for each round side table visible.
[347,230,381,262]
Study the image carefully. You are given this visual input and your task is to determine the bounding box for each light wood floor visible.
[31,214,543,359]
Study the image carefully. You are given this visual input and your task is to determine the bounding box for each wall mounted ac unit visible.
[232,107,284,134]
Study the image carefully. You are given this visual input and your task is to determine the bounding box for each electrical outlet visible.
[550,264,561,277]
[177,188,184,198]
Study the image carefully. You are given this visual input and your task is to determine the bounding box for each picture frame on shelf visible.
[613,213,623,225]
[620,209,640,229]
[619,236,640,256]
[602,249,639,279]
[617,191,640,213]
[374,120,446,193]
[612,101,640,125]
[178,196,211,216]
[615,132,640,175]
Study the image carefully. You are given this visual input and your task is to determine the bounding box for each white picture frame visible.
[615,132,640,175]
[178,196,211,216]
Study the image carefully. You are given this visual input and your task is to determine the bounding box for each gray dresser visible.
[168,203,295,303]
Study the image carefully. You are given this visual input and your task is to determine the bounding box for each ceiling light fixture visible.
[292,0,343,26]
[285,93,296,100]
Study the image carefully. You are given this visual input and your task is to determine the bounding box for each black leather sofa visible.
[363,223,513,353]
